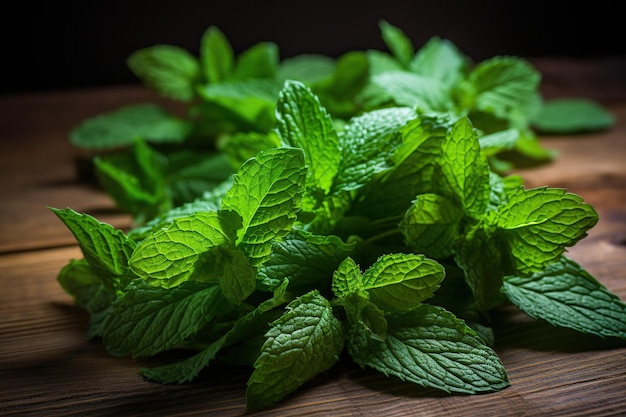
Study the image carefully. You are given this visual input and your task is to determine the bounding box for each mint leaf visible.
[410,37,467,88]
[361,253,445,312]
[399,193,464,260]
[379,20,414,68]
[69,103,190,149]
[531,98,615,133]
[246,290,344,410]
[102,281,231,358]
[233,41,279,80]
[503,256,626,339]
[276,80,341,194]
[491,187,599,274]
[371,71,450,111]
[259,230,355,293]
[128,45,200,101]
[51,207,136,291]
[221,147,307,265]
[439,116,490,217]
[200,26,234,84]
[347,304,509,394]
[128,211,234,288]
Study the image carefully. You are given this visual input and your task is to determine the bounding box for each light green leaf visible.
[399,193,464,259]
[200,26,234,84]
[221,147,307,265]
[275,80,341,193]
[246,290,344,410]
[128,46,200,101]
[233,41,279,80]
[371,71,451,111]
[479,128,520,156]
[128,211,234,288]
[361,253,445,312]
[503,256,626,339]
[379,20,414,68]
[531,98,615,133]
[331,256,364,297]
[51,207,136,289]
[334,107,417,193]
[493,187,598,274]
[103,281,230,358]
[278,54,336,85]
[218,246,257,305]
[469,57,541,119]
[410,37,467,88]
[69,103,191,149]
[439,116,490,217]
[347,304,509,394]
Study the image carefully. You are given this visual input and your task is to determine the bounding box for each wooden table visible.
[1,57,625,416]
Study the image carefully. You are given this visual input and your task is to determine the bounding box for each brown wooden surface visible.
[1,58,625,416]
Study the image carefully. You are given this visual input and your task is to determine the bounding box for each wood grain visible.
[1,58,625,416]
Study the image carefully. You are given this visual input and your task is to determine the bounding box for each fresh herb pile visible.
[51,22,624,410]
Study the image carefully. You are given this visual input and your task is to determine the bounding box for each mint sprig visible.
[52,21,624,411]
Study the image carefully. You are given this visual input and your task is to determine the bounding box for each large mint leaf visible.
[69,103,190,149]
[200,26,234,84]
[348,304,509,394]
[439,116,490,217]
[102,281,230,358]
[51,207,136,290]
[221,147,307,266]
[128,46,200,101]
[331,256,364,298]
[399,193,464,259]
[246,290,344,410]
[275,80,341,194]
[128,211,235,288]
[503,256,626,339]
[361,253,445,313]
[492,187,598,274]
[333,107,416,193]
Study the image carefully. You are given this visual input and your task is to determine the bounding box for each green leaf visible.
[128,45,200,101]
[468,57,541,120]
[221,147,307,265]
[479,128,520,156]
[347,304,509,394]
[50,207,136,290]
[128,211,235,288]
[246,290,344,410]
[439,117,490,217]
[259,230,355,293]
[278,54,336,85]
[233,42,279,80]
[218,246,257,305]
[410,37,467,88]
[102,281,230,358]
[503,256,626,339]
[492,187,599,274]
[379,20,414,68]
[57,258,116,338]
[371,71,451,111]
[276,80,341,193]
[69,103,191,149]
[399,193,464,259]
[200,26,234,84]
[333,107,417,193]
[331,256,364,298]
[361,253,445,312]
[218,130,282,169]
[531,98,615,133]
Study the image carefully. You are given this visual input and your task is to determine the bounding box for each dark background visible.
[4,1,624,95]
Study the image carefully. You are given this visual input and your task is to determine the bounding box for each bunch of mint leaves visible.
[52,22,624,410]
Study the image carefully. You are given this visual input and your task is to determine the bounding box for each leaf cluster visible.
[53,22,624,411]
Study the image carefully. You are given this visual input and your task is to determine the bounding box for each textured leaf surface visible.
[503,256,626,339]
